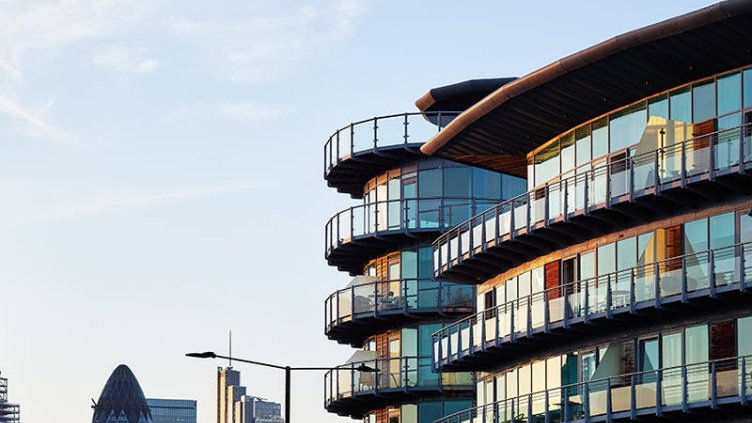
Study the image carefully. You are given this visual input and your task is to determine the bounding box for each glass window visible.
[531,266,545,294]
[744,69,752,109]
[502,174,526,199]
[649,94,669,120]
[419,168,441,198]
[684,218,709,255]
[693,81,716,123]
[670,87,692,123]
[581,352,596,381]
[580,251,596,280]
[617,237,637,271]
[532,360,546,393]
[738,316,752,356]
[546,355,562,389]
[597,243,616,276]
[518,364,531,395]
[709,212,734,249]
[685,324,709,364]
[444,167,471,197]
[637,232,656,265]
[592,117,609,159]
[662,332,683,368]
[402,250,417,279]
[561,132,575,173]
[473,168,500,199]
[401,404,417,423]
[417,402,440,423]
[610,102,647,152]
[575,125,592,167]
[534,141,560,186]
[418,247,433,280]
[718,72,742,115]
[640,338,659,372]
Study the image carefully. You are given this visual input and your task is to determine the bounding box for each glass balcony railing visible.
[435,355,752,423]
[325,198,500,259]
[434,123,752,277]
[324,356,473,407]
[323,112,460,177]
[325,278,473,335]
[434,242,752,368]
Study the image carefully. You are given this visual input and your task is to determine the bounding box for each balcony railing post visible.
[606,378,612,418]
[447,325,453,361]
[584,172,590,214]
[544,183,550,227]
[374,282,380,316]
[681,365,688,413]
[481,213,487,253]
[372,118,378,150]
[544,290,550,333]
[527,394,533,423]
[629,154,635,201]
[583,381,590,423]
[493,401,500,423]
[681,139,687,188]
[584,278,590,323]
[480,312,486,352]
[563,179,569,220]
[655,369,662,416]
[630,374,637,420]
[495,303,500,347]
[468,217,474,258]
[654,262,661,308]
[437,111,443,132]
[654,149,660,194]
[526,196,531,233]
[739,244,746,292]
[709,249,717,298]
[742,357,748,405]
[739,124,746,172]
[563,285,570,328]
[403,113,409,144]
[605,160,612,209]
[711,361,718,408]
[606,274,613,318]
[468,317,475,354]
[436,332,443,371]
[710,132,717,181]
[681,256,688,303]
[510,398,516,423]
[629,269,636,314]
[526,297,532,338]
[510,301,516,342]
[457,321,463,358]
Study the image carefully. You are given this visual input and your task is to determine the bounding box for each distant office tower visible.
[234,396,284,423]
[215,367,284,423]
[92,364,152,423]
[0,372,20,423]
[146,399,197,423]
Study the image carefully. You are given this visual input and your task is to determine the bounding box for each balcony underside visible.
[327,229,440,275]
[325,387,473,419]
[327,307,474,347]
[438,284,751,373]
[441,168,752,284]
[326,144,425,198]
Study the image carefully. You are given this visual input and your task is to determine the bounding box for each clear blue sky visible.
[0,1,717,422]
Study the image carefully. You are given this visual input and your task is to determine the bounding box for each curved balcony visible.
[324,356,473,418]
[434,242,752,372]
[325,278,474,347]
[435,355,752,423]
[434,123,752,283]
[326,198,499,274]
[324,112,459,198]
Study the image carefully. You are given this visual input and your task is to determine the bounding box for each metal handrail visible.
[433,122,752,276]
[323,355,474,403]
[323,111,462,177]
[433,241,751,364]
[435,354,752,423]
[325,197,501,255]
[324,277,473,329]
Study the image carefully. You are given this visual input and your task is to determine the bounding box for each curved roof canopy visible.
[421,0,752,173]
[416,78,516,113]
[92,365,152,423]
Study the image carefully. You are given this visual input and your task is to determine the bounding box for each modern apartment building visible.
[146,398,197,423]
[234,396,284,423]
[0,372,19,423]
[422,1,752,422]
[322,80,527,423]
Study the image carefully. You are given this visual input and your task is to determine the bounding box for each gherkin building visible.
[92,365,152,423]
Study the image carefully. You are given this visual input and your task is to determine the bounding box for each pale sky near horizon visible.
[0,1,719,422]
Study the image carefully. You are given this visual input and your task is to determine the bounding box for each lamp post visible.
[186,351,377,423]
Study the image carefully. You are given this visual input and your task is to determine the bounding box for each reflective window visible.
[744,69,752,109]
[648,94,668,120]
[670,87,692,123]
[592,117,609,159]
[419,168,442,198]
[693,81,716,123]
[739,316,752,356]
[561,132,575,173]
[610,102,647,152]
[710,212,734,249]
[718,72,741,115]
[535,141,560,186]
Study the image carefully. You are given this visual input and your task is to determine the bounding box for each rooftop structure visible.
[0,372,19,423]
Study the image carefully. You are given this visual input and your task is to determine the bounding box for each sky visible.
[0,1,720,422]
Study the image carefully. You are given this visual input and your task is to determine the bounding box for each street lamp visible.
[185,351,377,423]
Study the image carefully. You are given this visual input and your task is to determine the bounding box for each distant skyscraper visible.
[146,399,197,423]
[0,372,20,423]
[92,364,152,423]
[215,367,284,423]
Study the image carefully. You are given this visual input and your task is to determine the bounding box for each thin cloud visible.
[0,94,70,142]
[93,45,160,74]
[167,101,295,123]
[169,0,367,83]
[8,183,261,229]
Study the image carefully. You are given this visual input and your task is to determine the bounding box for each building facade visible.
[321,82,527,423]
[216,367,284,423]
[146,399,197,423]
[0,372,20,423]
[422,1,752,422]
[92,365,152,423]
